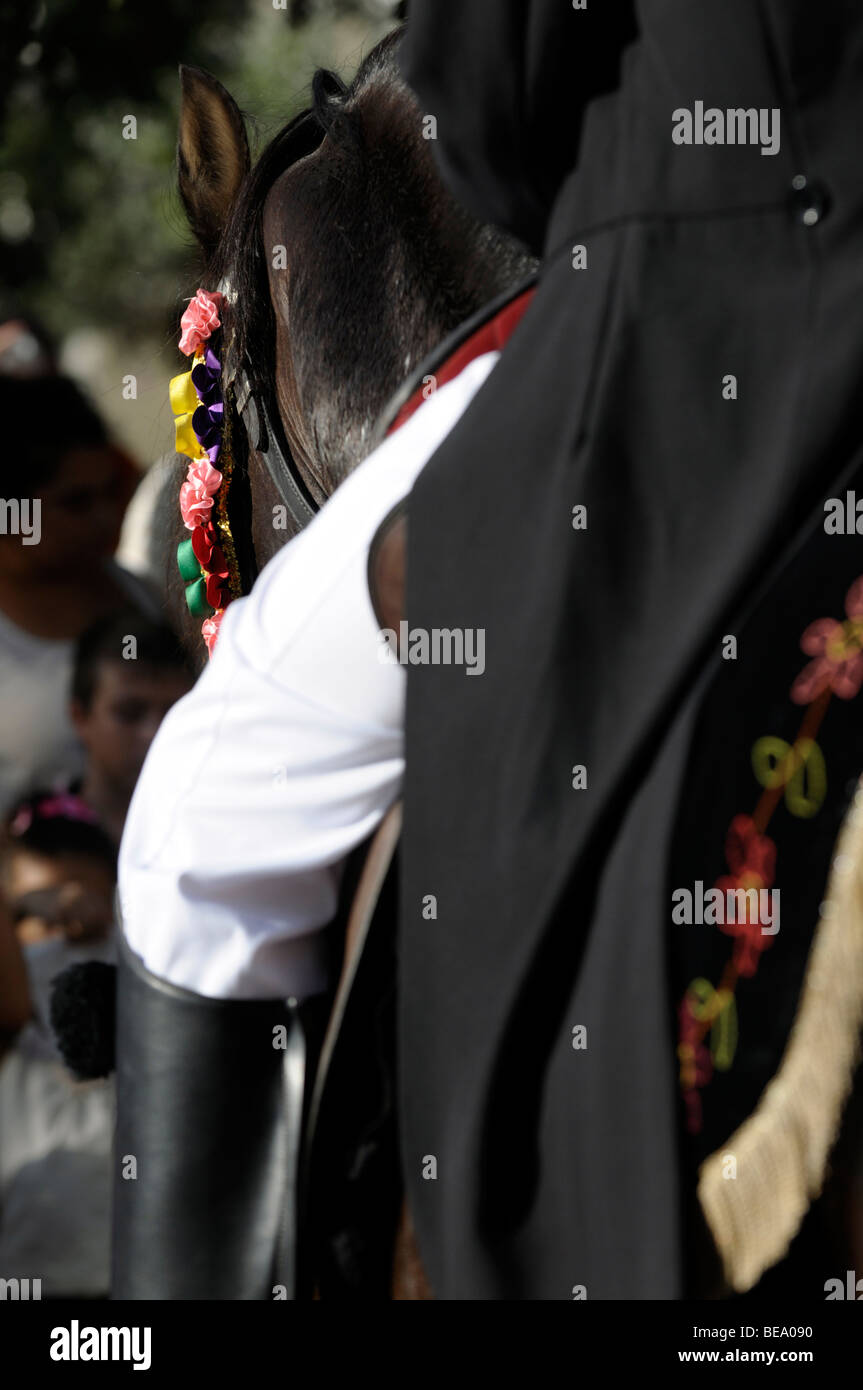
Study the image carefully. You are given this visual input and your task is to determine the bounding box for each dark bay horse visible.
[167,29,535,1295]
[171,29,534,652]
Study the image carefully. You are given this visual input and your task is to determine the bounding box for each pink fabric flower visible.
[179,457,222,530]
[179,289,224,356]
[791,576,863,704]
[187,457,222,494]
[202,610,225,657]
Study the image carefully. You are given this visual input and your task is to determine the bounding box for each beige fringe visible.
[698,782,863,1293]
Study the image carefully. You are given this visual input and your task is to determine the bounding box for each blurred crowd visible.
[0,313,194,1297]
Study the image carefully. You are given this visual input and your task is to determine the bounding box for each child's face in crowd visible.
[5,846,115,945]
[0,446,126,578]
[71,660,192,795]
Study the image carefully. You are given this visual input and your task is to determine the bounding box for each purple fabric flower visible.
[190,348,224,463]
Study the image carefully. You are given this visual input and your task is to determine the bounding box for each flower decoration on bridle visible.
[170,288,241,657]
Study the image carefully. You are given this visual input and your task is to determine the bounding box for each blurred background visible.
[0,0,405,1301]
[0,0,401,469]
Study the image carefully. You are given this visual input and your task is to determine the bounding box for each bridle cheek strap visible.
[233,364,320,533]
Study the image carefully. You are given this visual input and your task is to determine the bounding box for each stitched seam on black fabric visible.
[756,0,809,177]
[567,222,632,456]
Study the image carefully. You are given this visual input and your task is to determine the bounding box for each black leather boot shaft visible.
[111,931,315,1300]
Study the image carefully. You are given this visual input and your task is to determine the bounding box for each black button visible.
[790,175,830,227]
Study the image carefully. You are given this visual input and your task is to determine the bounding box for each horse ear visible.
[177,65,251,260]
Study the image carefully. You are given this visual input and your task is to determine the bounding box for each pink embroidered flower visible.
[179,458,223,530]
[678,1012,713,1089]
[712,814,778,977]
[716,854,776,977]
[680,1042,713,1089]
[179,289,224,357]
[678,997,712,1134]
[791,575,863,704]
[715,880,776,976]
[202,611,225,657]
[723,814,775,886]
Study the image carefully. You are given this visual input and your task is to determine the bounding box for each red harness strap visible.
[387,286,536,436]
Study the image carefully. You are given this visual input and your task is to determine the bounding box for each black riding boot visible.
[111,930,329,1300]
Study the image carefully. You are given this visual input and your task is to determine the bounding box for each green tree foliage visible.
[0,0,395,341]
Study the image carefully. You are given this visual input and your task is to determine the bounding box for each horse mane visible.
[213,27,536,489]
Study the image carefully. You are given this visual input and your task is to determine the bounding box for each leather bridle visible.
[219,80,350,541]
[231,360,321,533]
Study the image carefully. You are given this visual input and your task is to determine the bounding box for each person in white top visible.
[119,350,499,1001]
[0,374,158,815]
[0,790,117,1297]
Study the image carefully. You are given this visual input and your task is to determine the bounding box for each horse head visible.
[172,29,534,654]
